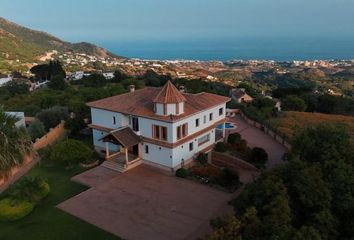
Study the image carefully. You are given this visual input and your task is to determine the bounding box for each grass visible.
[270,111,354,143]
[0,161,120,240]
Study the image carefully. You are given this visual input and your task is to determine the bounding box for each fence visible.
[33,120,66,150]
[239,111,292,150]
[211,151,259,172]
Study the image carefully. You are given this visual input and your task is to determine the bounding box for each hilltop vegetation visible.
[0,17,118,63]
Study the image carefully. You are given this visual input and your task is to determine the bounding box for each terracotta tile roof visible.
[87,86,230,123]
[232,89,247,99]
[100,127,141,148]
[153,81,186,103]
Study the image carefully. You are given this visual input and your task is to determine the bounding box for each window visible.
[132,117,139,131]
[113,116,116,125]
[203,115,206,124]
[195,118,200,127]
[189,142,194,151]
[145,145,149,154]
[219,107,223,116]
[177,123,188,140]
[153,125,168,141]
[209,113,213,121]
[198,134,210,146]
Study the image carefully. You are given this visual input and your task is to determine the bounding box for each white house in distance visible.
[0,74,13,87]
[230,88,253,103]
[5,112,26,128]
[87,81,230,172]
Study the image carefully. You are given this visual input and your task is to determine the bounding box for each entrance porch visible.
[100,127,142,172]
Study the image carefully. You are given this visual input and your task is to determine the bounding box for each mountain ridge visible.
[0,16,122,62]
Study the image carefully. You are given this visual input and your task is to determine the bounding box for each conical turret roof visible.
[153,81,186,104]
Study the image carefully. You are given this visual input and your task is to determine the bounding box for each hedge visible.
[0,198,34,221]
[176,168,188,178]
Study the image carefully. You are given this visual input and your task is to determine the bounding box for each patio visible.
[58,165,234,240]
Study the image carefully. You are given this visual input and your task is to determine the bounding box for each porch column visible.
[125,148,129,166]
[222,122,226,139]
[105,142,109,159]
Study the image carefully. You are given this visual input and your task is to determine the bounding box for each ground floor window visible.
[145,145,149,154]
[189,142,194,151]
[198,134,210,146]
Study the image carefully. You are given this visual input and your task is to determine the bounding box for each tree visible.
[282,95,307,111]
[292,123,352,165]
[82,73,106,87]
[36,106,69,130]
[248,147,268,168]
[27,119,46,141]
[204,215,242,240]
[113,69,128,82]
[50,139,93,167]
[48,74,68,90]
[0,107,32,178]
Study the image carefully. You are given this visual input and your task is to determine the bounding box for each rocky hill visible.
[0,17,120,62]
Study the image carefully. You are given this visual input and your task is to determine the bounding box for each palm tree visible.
[0,107,32,179]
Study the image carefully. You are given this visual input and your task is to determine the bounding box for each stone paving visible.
[59,165,234,240]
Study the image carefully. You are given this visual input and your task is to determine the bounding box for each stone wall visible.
[211,151,259,172]
[33,121,66,150]
[239,112,291,150]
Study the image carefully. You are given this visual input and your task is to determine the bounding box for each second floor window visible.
[203,115,206,124]
[195,118,200,127]
[219,107,223,116]
[198,134,210,146]
[153,125,167,141]
[113,116,116,125]
[209,113,213,121]
[132,117,139,131]
[177,123,188,140]
[145,145,149,154]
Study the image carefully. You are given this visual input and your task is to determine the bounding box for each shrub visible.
[0,198,34,221]
[8,176,50,203]
[50,139,93,166]
[176,168,188,178]
[64,116,86,135]
[191,165,223,179]
[248,147,268,168]
[217,168,241,188]
[215,142,227,152]
[28,119,46,141]
[227,133,242,144]
[36,106,69,130]
[197,153,208,165]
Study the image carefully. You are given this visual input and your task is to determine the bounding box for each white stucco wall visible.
[172,103,226,142]
[141,142,173,167]
[166,103,176,115]
[171,128,215,168]
[138,117,173,142]
[91,108,128,129]
[155,103,164,115]
[92,129,119,152]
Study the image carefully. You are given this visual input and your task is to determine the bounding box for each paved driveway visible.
[228,115,287,168]
[58,166,233,240]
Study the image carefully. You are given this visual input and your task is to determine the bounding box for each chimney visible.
[179,85,185,93]
[129,85,135,92]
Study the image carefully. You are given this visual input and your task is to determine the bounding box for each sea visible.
[99,37,354,61]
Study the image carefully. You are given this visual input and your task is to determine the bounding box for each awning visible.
[100,127,141,148]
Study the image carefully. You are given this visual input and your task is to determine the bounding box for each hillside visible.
[0,17,120,62]
[270,111,354,143]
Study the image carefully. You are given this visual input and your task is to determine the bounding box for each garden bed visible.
[177,161,242,193]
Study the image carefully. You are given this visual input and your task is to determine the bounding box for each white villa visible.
[87,81,230,172]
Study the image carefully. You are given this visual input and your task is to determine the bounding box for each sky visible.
[1,0,354,60]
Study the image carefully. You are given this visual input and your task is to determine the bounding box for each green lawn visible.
[0,162,120,240]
